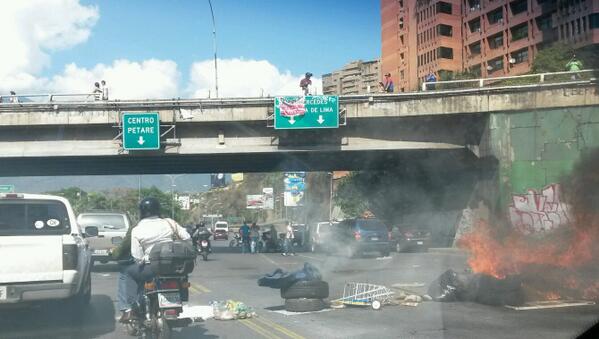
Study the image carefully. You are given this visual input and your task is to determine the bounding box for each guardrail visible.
[422,69,598,91]
[0,93,99,103]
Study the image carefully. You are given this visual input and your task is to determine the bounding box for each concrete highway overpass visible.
[0,82,597,176]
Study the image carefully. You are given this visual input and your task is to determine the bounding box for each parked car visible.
[330,218,390,257]
[213,221,229,240]
[77,211,130,264]
[306,221,335,252]
[391,226,431,252]
[0,193,93,309]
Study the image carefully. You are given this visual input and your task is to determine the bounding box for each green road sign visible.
[0,185,15,193]
[122,112,160,150]
[274,96,339,129]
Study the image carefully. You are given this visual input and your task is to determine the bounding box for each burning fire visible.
[458,149,599,301]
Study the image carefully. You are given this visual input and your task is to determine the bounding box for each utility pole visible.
[208,0,219,98]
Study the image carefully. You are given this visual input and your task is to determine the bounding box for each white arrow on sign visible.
[137,136,145,145]
[317,115,325,124]
[288,116,296,125]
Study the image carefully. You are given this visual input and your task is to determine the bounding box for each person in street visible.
[239,221,251,254]
[425,70,437,90]
[93,82,102,100]
[566,54,583,80]
[100,80,109,100]
[116,197,190,323]
[300,72,313,96]
[282,221,296,256]
[250,222,260,253]
[379,73,394,93]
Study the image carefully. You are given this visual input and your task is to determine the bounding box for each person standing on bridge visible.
[101,80,109,100]
[300,72,313,96]
[93,82,102,100]
[380,73,394,93]
[566,54,583,80]
[425,70,437,91]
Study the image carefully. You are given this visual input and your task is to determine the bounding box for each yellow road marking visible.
[189,285,201,294]
[239,319,282,339]
[253,316,306,339]
[191,282,211,293]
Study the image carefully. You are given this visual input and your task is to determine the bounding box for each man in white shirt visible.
[282,221,296,256]
[119,197,190,322]
[100,80,109,100]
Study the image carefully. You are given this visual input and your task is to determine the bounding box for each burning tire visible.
[284,298,326,312]
[280,280,329,299]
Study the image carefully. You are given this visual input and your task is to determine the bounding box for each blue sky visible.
[47,0,381,85]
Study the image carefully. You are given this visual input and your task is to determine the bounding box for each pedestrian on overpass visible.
[239,221,251,254]
[566,54,583,80]
[300,72,313,96]
[282,221,296,256]
[380,73,394,93]
[92,82,102,100]
[100,80,109,100]
[425,70,437,90]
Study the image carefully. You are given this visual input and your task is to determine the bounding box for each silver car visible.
[77,212,130,264]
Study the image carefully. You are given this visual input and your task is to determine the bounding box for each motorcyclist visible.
[118,197,190,322]
[193,222,212,253]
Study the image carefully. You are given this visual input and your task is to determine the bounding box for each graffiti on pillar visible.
[509,184,571,234]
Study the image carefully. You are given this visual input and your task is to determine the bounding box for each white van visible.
[213,221,229,240]
[0,193,93,308]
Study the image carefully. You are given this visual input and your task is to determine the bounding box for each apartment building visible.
[382,0,599,91]
[322,59,381,95]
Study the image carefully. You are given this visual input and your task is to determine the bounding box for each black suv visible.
[331,218,390,257]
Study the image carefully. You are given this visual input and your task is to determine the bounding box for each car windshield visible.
[79,214,127,231]
[0,200,70,235]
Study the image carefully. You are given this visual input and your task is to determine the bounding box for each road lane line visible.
[191,282,211,293]
[239,318,282,339]
[297,254,325,262]
[189,285,201,294]
[259,253,280,266]
[253,316,306,339]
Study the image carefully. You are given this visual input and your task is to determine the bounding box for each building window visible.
[470,64,482,77]
[511,48,529,64]
[576,18,581,34]
[488,57,504,72]
[468,0,481,11]
[488,8,503,25]
[511,23,529,41]
[536,14,552,30]
[469,18,481,33]
[488,32,504,49]
[437,1,452,14]
[400,70,405,80]
[438,70,454,81]
[438,24,453,37]
[437,47,454,59]
[510,0,528,15]
[582,16,586,32]
[469,41,482,55]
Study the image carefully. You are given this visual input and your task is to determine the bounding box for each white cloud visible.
[188,58,322,98]
[48,59,181,99]
[0,0,99,88]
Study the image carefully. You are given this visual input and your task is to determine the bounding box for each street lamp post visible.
[208,0,219,98]
[165,174,185,219]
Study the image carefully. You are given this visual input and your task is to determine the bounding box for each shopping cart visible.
[332,282,395,310]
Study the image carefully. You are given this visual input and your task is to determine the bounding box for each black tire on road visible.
[280,280,329,299]
[381,250,390,257]
[202,253,208,261]
[284,298,326,312]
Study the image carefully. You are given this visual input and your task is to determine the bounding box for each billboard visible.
[262,187,274,210]
[284,172,305,207]
[231,173,244,182]
[246,194,265,209]
[210,173,226,188]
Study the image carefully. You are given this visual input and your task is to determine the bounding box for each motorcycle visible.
[125,274,192,339]
[197,232,211,261]
[261,231,284,253]
[228,233,242,248]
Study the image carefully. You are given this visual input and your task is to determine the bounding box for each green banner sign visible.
[0,185,15,193]
[122,112,160,150]
[274,96,339,129]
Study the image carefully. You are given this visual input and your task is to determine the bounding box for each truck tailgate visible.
[0,236,63,283]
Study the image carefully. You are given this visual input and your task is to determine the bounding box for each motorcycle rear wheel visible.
[202,252,208,261]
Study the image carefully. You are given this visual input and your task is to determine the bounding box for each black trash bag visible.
[258,262,322,289]
[427,269,477,302]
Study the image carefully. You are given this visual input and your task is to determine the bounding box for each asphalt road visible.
[1,241,597,339]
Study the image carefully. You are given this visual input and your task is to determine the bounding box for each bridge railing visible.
[0,93,98,103]
[421,69,599,91]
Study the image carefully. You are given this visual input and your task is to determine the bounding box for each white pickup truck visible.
[0,193,93,308]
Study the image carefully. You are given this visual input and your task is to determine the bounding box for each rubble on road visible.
[211,300,256,320]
